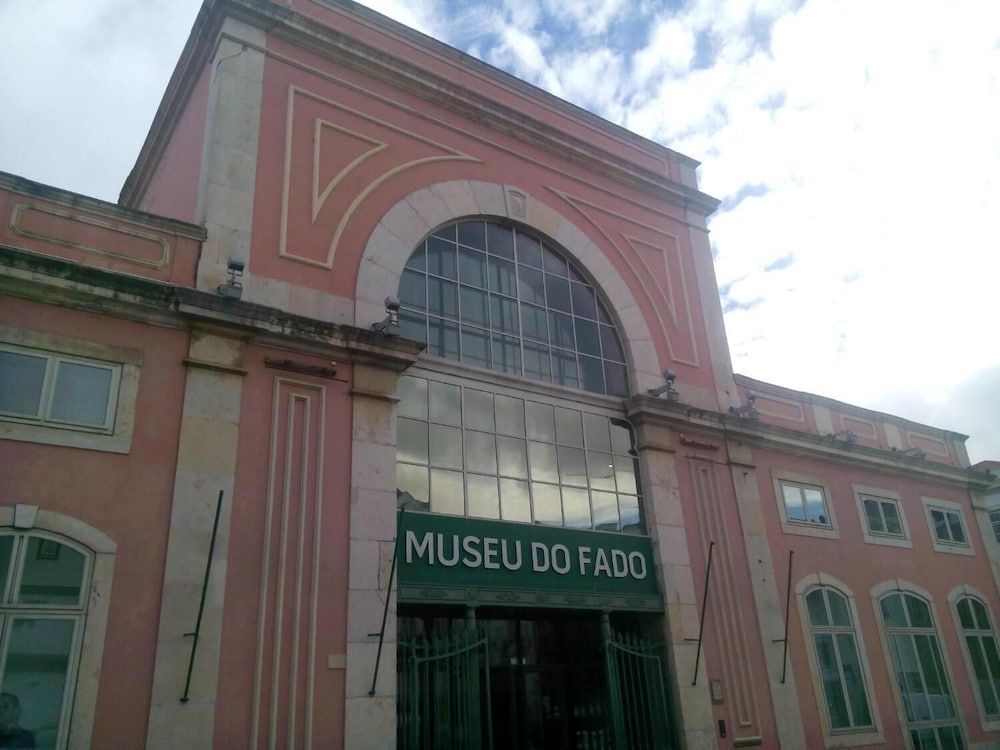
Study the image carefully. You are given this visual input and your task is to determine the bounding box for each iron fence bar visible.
[691,540,715,686]
[780,549,794,684]
[369,508,403,696]
[181,489,224,703]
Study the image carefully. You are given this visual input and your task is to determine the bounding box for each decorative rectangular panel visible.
[252,379,326,750]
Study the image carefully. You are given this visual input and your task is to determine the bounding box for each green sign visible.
[396,511,662,612]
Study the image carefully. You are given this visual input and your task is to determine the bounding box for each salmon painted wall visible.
[753,448,1000,747]
[135,65,212,223]
[214,345,354,747]
[0,177,201,286]
[0,297,189,748]
[247,35,720,402]
[290,0,687,181]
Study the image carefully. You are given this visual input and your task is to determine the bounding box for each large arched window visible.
[0,530,90,750]
[804,586,875,733]
[396,220,629,397]
[954,594,1000,721]
[878,590,963,748]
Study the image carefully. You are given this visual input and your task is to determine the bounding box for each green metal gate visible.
[604,631,674,750]
[398,625,493,750]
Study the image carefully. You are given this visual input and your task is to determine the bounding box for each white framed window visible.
[782,482,830,525]
[950,589,1000,730]
[802,585,878,740]
[989,510,1000,545]
[853,485,911,549]
[875,587,965,749]
[0,530,91,750]
[0,344,120,432]
[0,327,140,454]
[921,497,974,556]
[772,471,839,539]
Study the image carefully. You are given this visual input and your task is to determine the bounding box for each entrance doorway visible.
[399,608,670,749]
[485,616,608,750]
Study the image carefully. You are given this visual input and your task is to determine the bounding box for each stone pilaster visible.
[146,329,247,748]
[345,362,401,748]
[195,18,265,294]
[633,418,717,750]
[726,439,807,748]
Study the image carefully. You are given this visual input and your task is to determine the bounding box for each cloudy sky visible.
[1,0,998,461]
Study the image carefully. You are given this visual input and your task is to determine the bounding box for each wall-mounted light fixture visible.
[216,257,245,299]
[648,369,681,401]
[372,296,401,333]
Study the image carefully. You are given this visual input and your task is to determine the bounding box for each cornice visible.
[1,172,206,242]
[0,245,423,369]
[627,394,992,492]
[121,0,721,215]
[734,372,968,441]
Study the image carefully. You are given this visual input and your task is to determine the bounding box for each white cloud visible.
[1,0,997,460]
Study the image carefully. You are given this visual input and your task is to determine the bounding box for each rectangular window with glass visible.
[921,498,972,556]
[780,481,831,527]
[990,510,1000,545]
[395,373,644,534]
[0,344,121,432]
[862,494,904,538]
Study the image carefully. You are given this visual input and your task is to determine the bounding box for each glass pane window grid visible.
[395,374,643,533]
[780,481,832,526]
[400,222,629,397]
[0,344,120,431]
[929,508,968,546]
[0,532,91,750]
[862,494,905,538]
[804,588,875,731]
[880,592,964,745]
[956,597,1000,718]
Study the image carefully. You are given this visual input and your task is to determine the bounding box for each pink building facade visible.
[0,1,997,748]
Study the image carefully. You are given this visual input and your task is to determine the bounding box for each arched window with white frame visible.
[0,530,90,750]
[951,589,1000,727]
[804,585,875,732]
[877,588,964,749]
